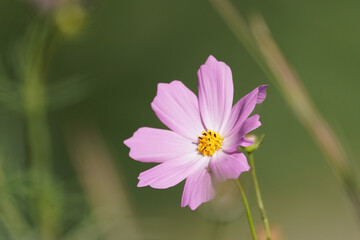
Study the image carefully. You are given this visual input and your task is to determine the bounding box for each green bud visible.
[241,134,264,153]
[54,2,87,36]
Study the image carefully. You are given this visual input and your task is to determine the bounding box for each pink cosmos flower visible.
[124,55,267,210]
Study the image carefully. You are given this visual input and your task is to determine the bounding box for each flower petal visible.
[137,152,203,189]
[222,114,261,152]
[239,138,255,147]
[151,80,204,139]
[198,55,233,132]
[222,85,268,136]
[209,151,250,182]
[124,127,196,163]
[181,159,215,210]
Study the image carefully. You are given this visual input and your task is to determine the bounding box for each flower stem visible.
[248,152,271,240]
[211,0,360,224]
[235,178,258,240]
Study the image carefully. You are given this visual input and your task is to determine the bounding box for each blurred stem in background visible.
[0,161,31,239]
[0,1,93,239]
[210,0,360,222]
[17,2,88,238]
[65,122,142,240]
[20,19,62,240]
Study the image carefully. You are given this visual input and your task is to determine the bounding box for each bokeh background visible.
[1,0,360,239]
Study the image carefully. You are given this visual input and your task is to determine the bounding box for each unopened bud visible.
[242,134,264,153]
[54,2,87,36]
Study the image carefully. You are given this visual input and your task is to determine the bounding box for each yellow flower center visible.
[197,130,224,156]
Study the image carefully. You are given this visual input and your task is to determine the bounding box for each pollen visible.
[197,130,224,156]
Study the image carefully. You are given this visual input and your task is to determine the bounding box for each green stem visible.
[211,0,360,224]
[209,221,221,240]
[235,179,258,240]
[248,152,271,240]
[22,20,61,240]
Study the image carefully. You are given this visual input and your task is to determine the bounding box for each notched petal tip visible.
[200,55,231,75]
[189,204,199,211]
[124,129,140,148]
[156,80,182,90]
[251,114,262,129]
[123,138,131,148]
[252,113,261,121]
[201,55,230,71]
[244,163,251,172]
[137,173,147,187]
[151,80,182,103]
[123,136,138,160]
[205,55,217,64]
[137,182,146,188]
[180,202,191,210]
[181,200,201,211]
[123,127,145,149]
[257,85,269,104]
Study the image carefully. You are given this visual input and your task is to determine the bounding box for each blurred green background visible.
[0,0,360,239]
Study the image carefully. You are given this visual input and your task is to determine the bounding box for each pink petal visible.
[239,138,255,147]
[151,81,204,139]
[124,127,196,163]
[222,114,261,152]
[181,159,215,210]
[222,85,268,136]
[137,152,203,189]
[209,151,250,182]
[198,55,233,132]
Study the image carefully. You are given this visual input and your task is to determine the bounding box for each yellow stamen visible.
[197,130,224,156]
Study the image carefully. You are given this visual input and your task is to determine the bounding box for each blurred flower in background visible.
[29,0,64,12]
[28,0,88,36]
[54,1,87,36]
